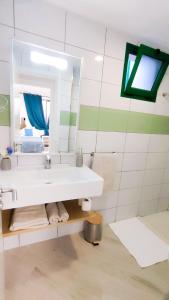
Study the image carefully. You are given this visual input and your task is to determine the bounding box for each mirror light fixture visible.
[95,55,103,62]
[31,51,68,70]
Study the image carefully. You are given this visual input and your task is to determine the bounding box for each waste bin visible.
[84,213,102,245]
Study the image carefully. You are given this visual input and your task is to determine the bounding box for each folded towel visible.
[46,203,60,224]
[92,153,115,191]
[10,205,49,231]
[57,202,69,222]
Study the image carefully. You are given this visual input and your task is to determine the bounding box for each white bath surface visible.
[139,211,169,245]
[109,218,168,268]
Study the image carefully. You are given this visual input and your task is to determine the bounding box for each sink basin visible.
[0,166,104,209]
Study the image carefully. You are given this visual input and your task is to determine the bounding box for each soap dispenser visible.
[76,148,83,167]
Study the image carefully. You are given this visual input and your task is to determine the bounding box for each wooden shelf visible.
[2,200,101,237]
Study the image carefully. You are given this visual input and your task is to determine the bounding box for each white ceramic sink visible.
[0,166,104,209]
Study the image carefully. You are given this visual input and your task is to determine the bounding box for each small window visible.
[121,43,169,102]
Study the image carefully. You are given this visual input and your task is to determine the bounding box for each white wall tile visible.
[96,132,125,153]
[143,169,164,186]
[139,198,159,216]
[111,171,121,190]
[100,83,130,110]
[0,25,14,62]
[141,185,161,202]
[146,153,167,169]
[60,153,75,165]
[154,96,169,117]
[51,154,61,165]
[116,203,138,221]
[118,187,141,206]
[120,171,144,189]
[122,153,147,171]
[160,183,169,198]
[0,62,10,94]
[148,135,169,153]
[0,0,13,27]
[15,0,65,41]
[105,28,138,60]
[77,130,97,153]
[92,152,122,172]
[58,221,83,237]
[99,207,116,223]
[159,73,169,91]
[166,154,169,168]
[15,29,64,52]
[130,99,155,114]
[17,154,45,169]
[0,126,10,152]
[65,45,103,81]
[125,133,150,153]
[158,197,169,212]
[80,79,101,106]
[92,190,118,210]
[154,74,169,116]
[103,57,123,85]
[66,13,106,53]
[163,168,169,183]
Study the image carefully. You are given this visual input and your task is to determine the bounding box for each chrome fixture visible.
[44,154,51,169]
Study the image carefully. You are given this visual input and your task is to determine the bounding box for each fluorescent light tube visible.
[31,51,68,70]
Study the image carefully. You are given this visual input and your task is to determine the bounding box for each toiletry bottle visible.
[76,148,83,167]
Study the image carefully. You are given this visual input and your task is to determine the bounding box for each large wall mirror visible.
[11,40,82,153]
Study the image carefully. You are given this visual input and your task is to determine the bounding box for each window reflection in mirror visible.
[11,40,82,154]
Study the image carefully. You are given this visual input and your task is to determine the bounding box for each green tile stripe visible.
[79,105,169,134]
[2,93,169,134]
[99,108,129,132]
[79,105,98,130]
[70,112,77,126]
[60,111,77,126]
[0,95,10,126]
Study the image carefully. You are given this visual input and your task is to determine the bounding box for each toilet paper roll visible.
[82,198,92,211]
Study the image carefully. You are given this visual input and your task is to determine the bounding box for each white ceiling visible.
[46,0,169,50]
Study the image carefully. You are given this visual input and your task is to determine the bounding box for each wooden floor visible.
[4,226,169,300]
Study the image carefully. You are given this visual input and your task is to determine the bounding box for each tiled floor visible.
[5,226,169,300]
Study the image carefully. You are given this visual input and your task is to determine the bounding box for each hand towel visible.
[91,153,117,211]
[57,202,69,222]
[92,153,115,191]
[10,204,49,231]
[46,203,60,224]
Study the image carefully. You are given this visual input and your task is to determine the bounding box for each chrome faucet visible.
[44,154,51,169]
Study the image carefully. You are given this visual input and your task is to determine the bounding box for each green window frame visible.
[121,43,169,102]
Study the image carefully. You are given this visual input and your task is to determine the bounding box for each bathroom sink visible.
[0,166,104,209]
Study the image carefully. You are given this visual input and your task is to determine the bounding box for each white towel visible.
[57,202,69,222]
[10,205,49,231]
[91,153,116,210]
[92,153,115,191]
[46,203,60,224]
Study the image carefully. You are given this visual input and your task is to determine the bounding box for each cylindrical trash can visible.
[84,213,102,245]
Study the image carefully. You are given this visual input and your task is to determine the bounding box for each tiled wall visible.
[1,0,169,230]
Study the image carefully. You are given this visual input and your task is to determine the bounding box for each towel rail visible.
[90,152,117,156]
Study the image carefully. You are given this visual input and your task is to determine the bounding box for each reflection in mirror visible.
[0,210,4,300]
[11,40,82,153]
